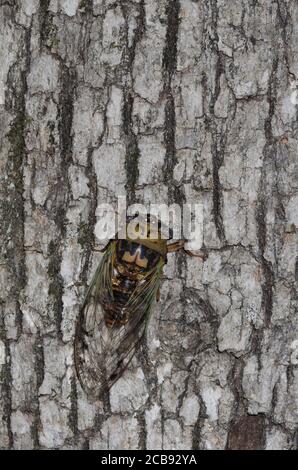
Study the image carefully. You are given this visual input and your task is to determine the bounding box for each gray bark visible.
[0,0,297,450]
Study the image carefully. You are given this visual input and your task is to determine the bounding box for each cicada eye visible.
[145,248,161,269]
[117,239,130,255]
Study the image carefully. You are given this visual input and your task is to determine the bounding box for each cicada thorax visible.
[102,239,163,328]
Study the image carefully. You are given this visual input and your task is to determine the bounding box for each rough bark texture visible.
[0,0,297,450]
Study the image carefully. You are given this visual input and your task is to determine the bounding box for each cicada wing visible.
[75,243,164,399]
[102,258,165,389]
[74,242,116,397]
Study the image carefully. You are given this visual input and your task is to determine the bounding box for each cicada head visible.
[125,214,170,258]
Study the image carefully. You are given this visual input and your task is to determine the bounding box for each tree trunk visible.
[0,0,297,450]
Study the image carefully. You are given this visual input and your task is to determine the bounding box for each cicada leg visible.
[183,248,207,260]
[167,240,185,253]
[93,240,112,252]
[156,287,160,302]
[167,240,207,260]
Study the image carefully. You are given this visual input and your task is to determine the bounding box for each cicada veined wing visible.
[74,241,165,399]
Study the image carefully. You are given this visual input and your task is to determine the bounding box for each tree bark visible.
[0,0,297,450]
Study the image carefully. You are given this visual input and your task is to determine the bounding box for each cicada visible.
[74,216,204,399]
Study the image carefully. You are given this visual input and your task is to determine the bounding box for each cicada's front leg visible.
[167,240,207,260]
[156,287,160,301]
[93,240,113,253]
[167,240,185,253]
